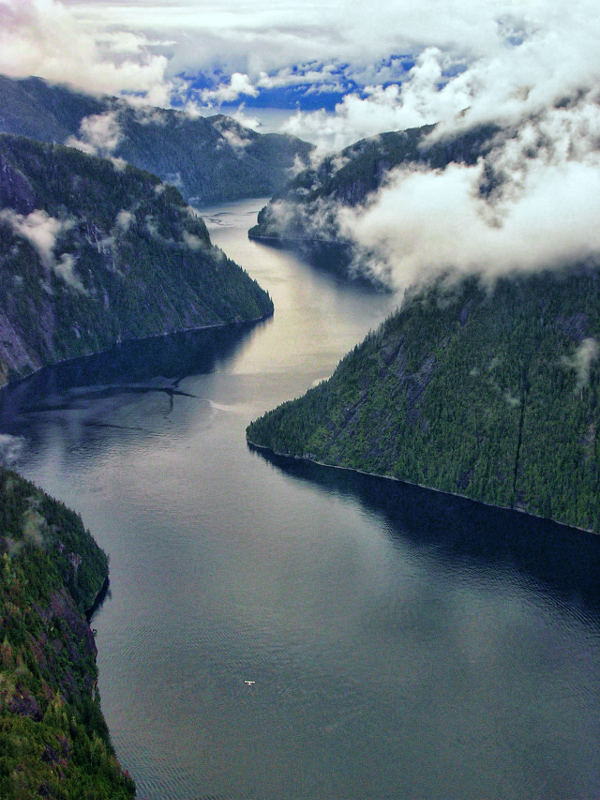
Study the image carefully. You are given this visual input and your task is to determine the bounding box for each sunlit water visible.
[2,199,600,799]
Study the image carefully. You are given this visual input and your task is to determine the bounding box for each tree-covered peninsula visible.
[0,133,273,386]
[248,267,600,533]
[0,467,135,799]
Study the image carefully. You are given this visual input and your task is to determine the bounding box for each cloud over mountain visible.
[338,100,600,288]
[3,0,599,291]
[2,0,598,145]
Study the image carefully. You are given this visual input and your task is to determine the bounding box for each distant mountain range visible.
[248,267,600,533]
[0,75,313,205]
[0,133,273,386]
[249,122,499,284]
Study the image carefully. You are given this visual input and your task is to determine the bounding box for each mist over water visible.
[2,199,600,800]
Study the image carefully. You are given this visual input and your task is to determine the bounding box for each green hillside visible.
[0,133,273,386]
[0,467,135,799]
[248,268,600,532]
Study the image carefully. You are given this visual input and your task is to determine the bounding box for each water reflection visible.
[251,446,600,616]
[0,322,266,456]
[0,322,265,412]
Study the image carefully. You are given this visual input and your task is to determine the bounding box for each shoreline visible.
[246,437,597,537]
[0,311,273,392]
[86,575,111,623]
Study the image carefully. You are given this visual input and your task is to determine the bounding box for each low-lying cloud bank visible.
[339,102,600,288]
[262,94,600,290]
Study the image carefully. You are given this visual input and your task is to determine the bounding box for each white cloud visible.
[115,209,134,231]
[0,208,68,268]
[199,72,259,105]
[229,108,262,131]
[338,133,600,289]
[0,0,172,103]
[212,117,253,149]
[53,252,86,292]
[256,63,341,91]
[562,339,599,390]
[0,208,86,291]
[110,156,128,171]
[220,129,251,150]
[182,230,204,250]
[66,110,123,156]
[133,105,169,125]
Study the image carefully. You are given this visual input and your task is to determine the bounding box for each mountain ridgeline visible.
[0,467,135,799]
[0,133,273,386]
[248,123,499,284]
[0,75,314,204]
[248,267,600,533]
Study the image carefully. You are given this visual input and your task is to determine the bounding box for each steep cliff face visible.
[0,467,135,799]
[0,75,314,204]
[247,268,600,533]
[248,123,499,283]
[0,134,273,386]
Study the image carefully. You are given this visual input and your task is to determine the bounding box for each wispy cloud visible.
[0,208,86,292]
[199,72,258,106]
[562,338,599,390]
[335,98,600,287]
[0,433,25,466]
[66,110,123,156]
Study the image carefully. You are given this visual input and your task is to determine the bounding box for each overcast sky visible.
[1,0,598,148]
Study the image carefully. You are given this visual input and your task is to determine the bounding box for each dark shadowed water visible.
[1,199,600,800]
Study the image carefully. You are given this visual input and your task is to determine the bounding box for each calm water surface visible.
[2,199,600,799]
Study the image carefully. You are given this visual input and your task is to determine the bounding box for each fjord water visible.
[2,198,600,799]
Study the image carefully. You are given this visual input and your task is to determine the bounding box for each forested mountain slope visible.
[0,467,135,799]
[248,123,498,282]
[0,75,313,204]
[0,134,273,386]
[248,268,600,532]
